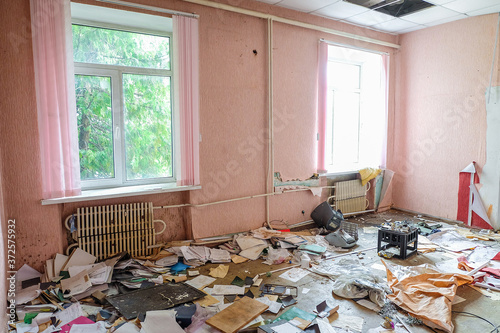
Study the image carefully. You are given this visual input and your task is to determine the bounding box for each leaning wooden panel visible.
[206,296,268,333]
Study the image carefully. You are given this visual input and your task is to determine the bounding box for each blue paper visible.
[170,261,190,274]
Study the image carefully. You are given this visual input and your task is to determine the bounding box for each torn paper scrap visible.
[211,285,245,295]
[279,267,310,283]
[209,265,229,278]
[186,275,216,290]
[330,314,364,332]
[142,310,184,333]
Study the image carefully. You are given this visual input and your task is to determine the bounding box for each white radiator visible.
[65,202,166,260]
[330,179,369,214]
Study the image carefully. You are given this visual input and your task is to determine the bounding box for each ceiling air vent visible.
[345,0,435,17]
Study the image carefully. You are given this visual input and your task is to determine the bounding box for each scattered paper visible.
[16,264,42,288]
[142,310,184,333]
[236,236,267,250]
[302,288,310,294]
[278,241,297,249]
[60,316,95,333]
[242,315,264,329]
[435,259,465,275]
[55,303,84,326]
[330,314,364,332]
[230,254,249,264]
[188,270,200,276]
[239,244,267,260]
[45,259,55,281]
[209,248,231,263]
[253,278,263,287]
[211,285,245,295]
[283,235,307,245]
[155,255,179,267]
[114,322,140,333]
[209,265,229,278]
[68,263,112,285]
[290,318,310,330]
[66,322,107,333]
[256,297,282,313]
[427,230,478,252]
[40,325,59,333]
[279,268,310,283]
[194,292,223,307]
[356,299,381,312]
[60,271,92,296]
[15,285,41,305]
[62,248,96,271]
[54,254,69,278]
[186,275,216,290]
[272,322,302,333]
[317,318,338,333]
[14,322,39,333]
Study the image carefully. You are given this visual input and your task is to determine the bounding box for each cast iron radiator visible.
[329,179,369,214]
[64,202,166,260]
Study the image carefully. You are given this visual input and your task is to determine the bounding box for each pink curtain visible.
[380,54,389,168]
[30,0,81,199]
[173,15,200,186]
[316,41,328,173]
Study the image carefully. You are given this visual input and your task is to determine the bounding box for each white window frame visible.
[71,20,176,190]
[326,59,363,168]
[325,44,385,174]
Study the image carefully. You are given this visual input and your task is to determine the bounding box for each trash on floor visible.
[7,211,500,333]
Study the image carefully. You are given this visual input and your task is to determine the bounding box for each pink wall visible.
[388,14,499,219]
[0,0,397,270]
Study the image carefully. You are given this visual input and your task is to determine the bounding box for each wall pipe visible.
[154,186,336,210]
[96,0,199,18]
[182,0,400,49]
[266,17,274,227]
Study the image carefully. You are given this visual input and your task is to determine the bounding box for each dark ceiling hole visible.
[345,0,435,17]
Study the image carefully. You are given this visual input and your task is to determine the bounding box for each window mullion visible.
[112,70,125,185]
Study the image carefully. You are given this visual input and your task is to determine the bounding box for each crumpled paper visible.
[383,261,473,333]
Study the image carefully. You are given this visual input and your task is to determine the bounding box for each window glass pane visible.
[75,75,114,180]
[123,74,172,180]
[332,91,360,165]
[328,62,360,89]
[72,25,170,70]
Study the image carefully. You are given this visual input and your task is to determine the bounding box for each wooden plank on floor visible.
[206,296,268,333]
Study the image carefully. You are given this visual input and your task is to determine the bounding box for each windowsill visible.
[319,170,359,177]
[41,183,201,205]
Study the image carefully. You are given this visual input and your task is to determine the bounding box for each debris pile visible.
[7,215,500,333]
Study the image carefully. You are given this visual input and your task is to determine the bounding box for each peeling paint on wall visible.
[479,86,500,230]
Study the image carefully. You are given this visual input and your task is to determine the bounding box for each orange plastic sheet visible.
[383,261,473,332]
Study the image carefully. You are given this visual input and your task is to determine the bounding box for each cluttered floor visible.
[9,209,500,333]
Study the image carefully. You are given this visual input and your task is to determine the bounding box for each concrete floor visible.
[194,210,500,333]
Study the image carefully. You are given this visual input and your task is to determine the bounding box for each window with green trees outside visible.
[73,24,173,189]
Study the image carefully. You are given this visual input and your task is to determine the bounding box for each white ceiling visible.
[254,0,500,34]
